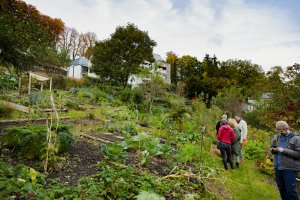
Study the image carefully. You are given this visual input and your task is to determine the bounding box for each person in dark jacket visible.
[270,121,300,200]
[217,120,235,170]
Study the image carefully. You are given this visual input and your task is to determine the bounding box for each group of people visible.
[216,114,300,200]
[216,114,247,170]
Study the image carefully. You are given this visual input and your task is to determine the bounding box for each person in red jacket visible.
[217,120,236,170]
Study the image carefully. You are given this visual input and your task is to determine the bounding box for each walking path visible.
[223,160,280,200]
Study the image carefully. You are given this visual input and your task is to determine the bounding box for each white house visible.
[128,54,171,87]
[67,57,97,79]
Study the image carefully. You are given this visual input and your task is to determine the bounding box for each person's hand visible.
[273,147,284,153]
[242,139,247,146]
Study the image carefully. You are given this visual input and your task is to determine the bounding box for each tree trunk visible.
[18,75,22,96]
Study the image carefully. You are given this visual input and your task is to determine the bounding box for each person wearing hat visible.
[270,121,300,200]
[217,119,235,170]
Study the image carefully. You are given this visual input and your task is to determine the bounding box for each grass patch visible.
[223,160,280,200]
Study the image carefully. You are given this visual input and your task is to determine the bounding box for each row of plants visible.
[0,125,75,171]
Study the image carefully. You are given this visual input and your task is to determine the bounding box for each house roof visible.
[72,57,89,67]
[153,54,164,62]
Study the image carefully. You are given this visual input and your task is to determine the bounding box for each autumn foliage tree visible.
[57,27,97,60]
[166,51,178,85]
[0,0,64,74]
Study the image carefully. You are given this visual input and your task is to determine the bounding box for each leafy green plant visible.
[141,150,150,166]
[0,73,18,91]
[244,140,265,160]
[177,142,201,164]
[101,142,127,162]
[123,122,139,135]
[0,161,47,199]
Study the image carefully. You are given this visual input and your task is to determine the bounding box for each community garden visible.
[0,74,281,200]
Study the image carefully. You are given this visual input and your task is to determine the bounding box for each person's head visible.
[222,114,227,120]
[234,115,242,123]
[276,121,289,135]
[220,119,228,126]
[228,118,237,128]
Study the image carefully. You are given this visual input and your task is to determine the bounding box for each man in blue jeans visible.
[270,121,300,200]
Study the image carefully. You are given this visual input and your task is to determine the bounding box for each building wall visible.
[67,65,82,79]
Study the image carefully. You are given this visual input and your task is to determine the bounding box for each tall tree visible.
[220,59,266,99]
[57,27,96,60]
[202,54,220,78]
[0,0,64,74]
[177,55,201,80]
[91,23,156,87]
[166,51,178,85]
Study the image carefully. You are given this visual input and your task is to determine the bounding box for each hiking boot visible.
[236,162,240,168]
[223,161,228,170]
[230,163,235,170]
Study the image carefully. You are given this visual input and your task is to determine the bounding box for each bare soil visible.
[0,139,103,186]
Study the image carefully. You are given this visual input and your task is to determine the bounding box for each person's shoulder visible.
[271,134,279,140]
[291,132,300,139]
[234,127,241,132]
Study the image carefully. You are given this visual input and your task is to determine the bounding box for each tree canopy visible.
[91,23,156,87]
[0,0,64,74]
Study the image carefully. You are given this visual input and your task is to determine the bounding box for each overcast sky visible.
[24,0,300,72]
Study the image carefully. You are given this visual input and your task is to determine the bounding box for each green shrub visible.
[132,88,144,105]
[113,99,123,106]
[0,104,14,118]
[20,130,47,160]
[258,158,274,176]
[244,140,265,160]
[56,125,75,154]
[0,126,47,160]
[0,125,75,159]
[92,90,107,103]
[0,73,18,91]
[120,87,133,102]
[65,77,85,89]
